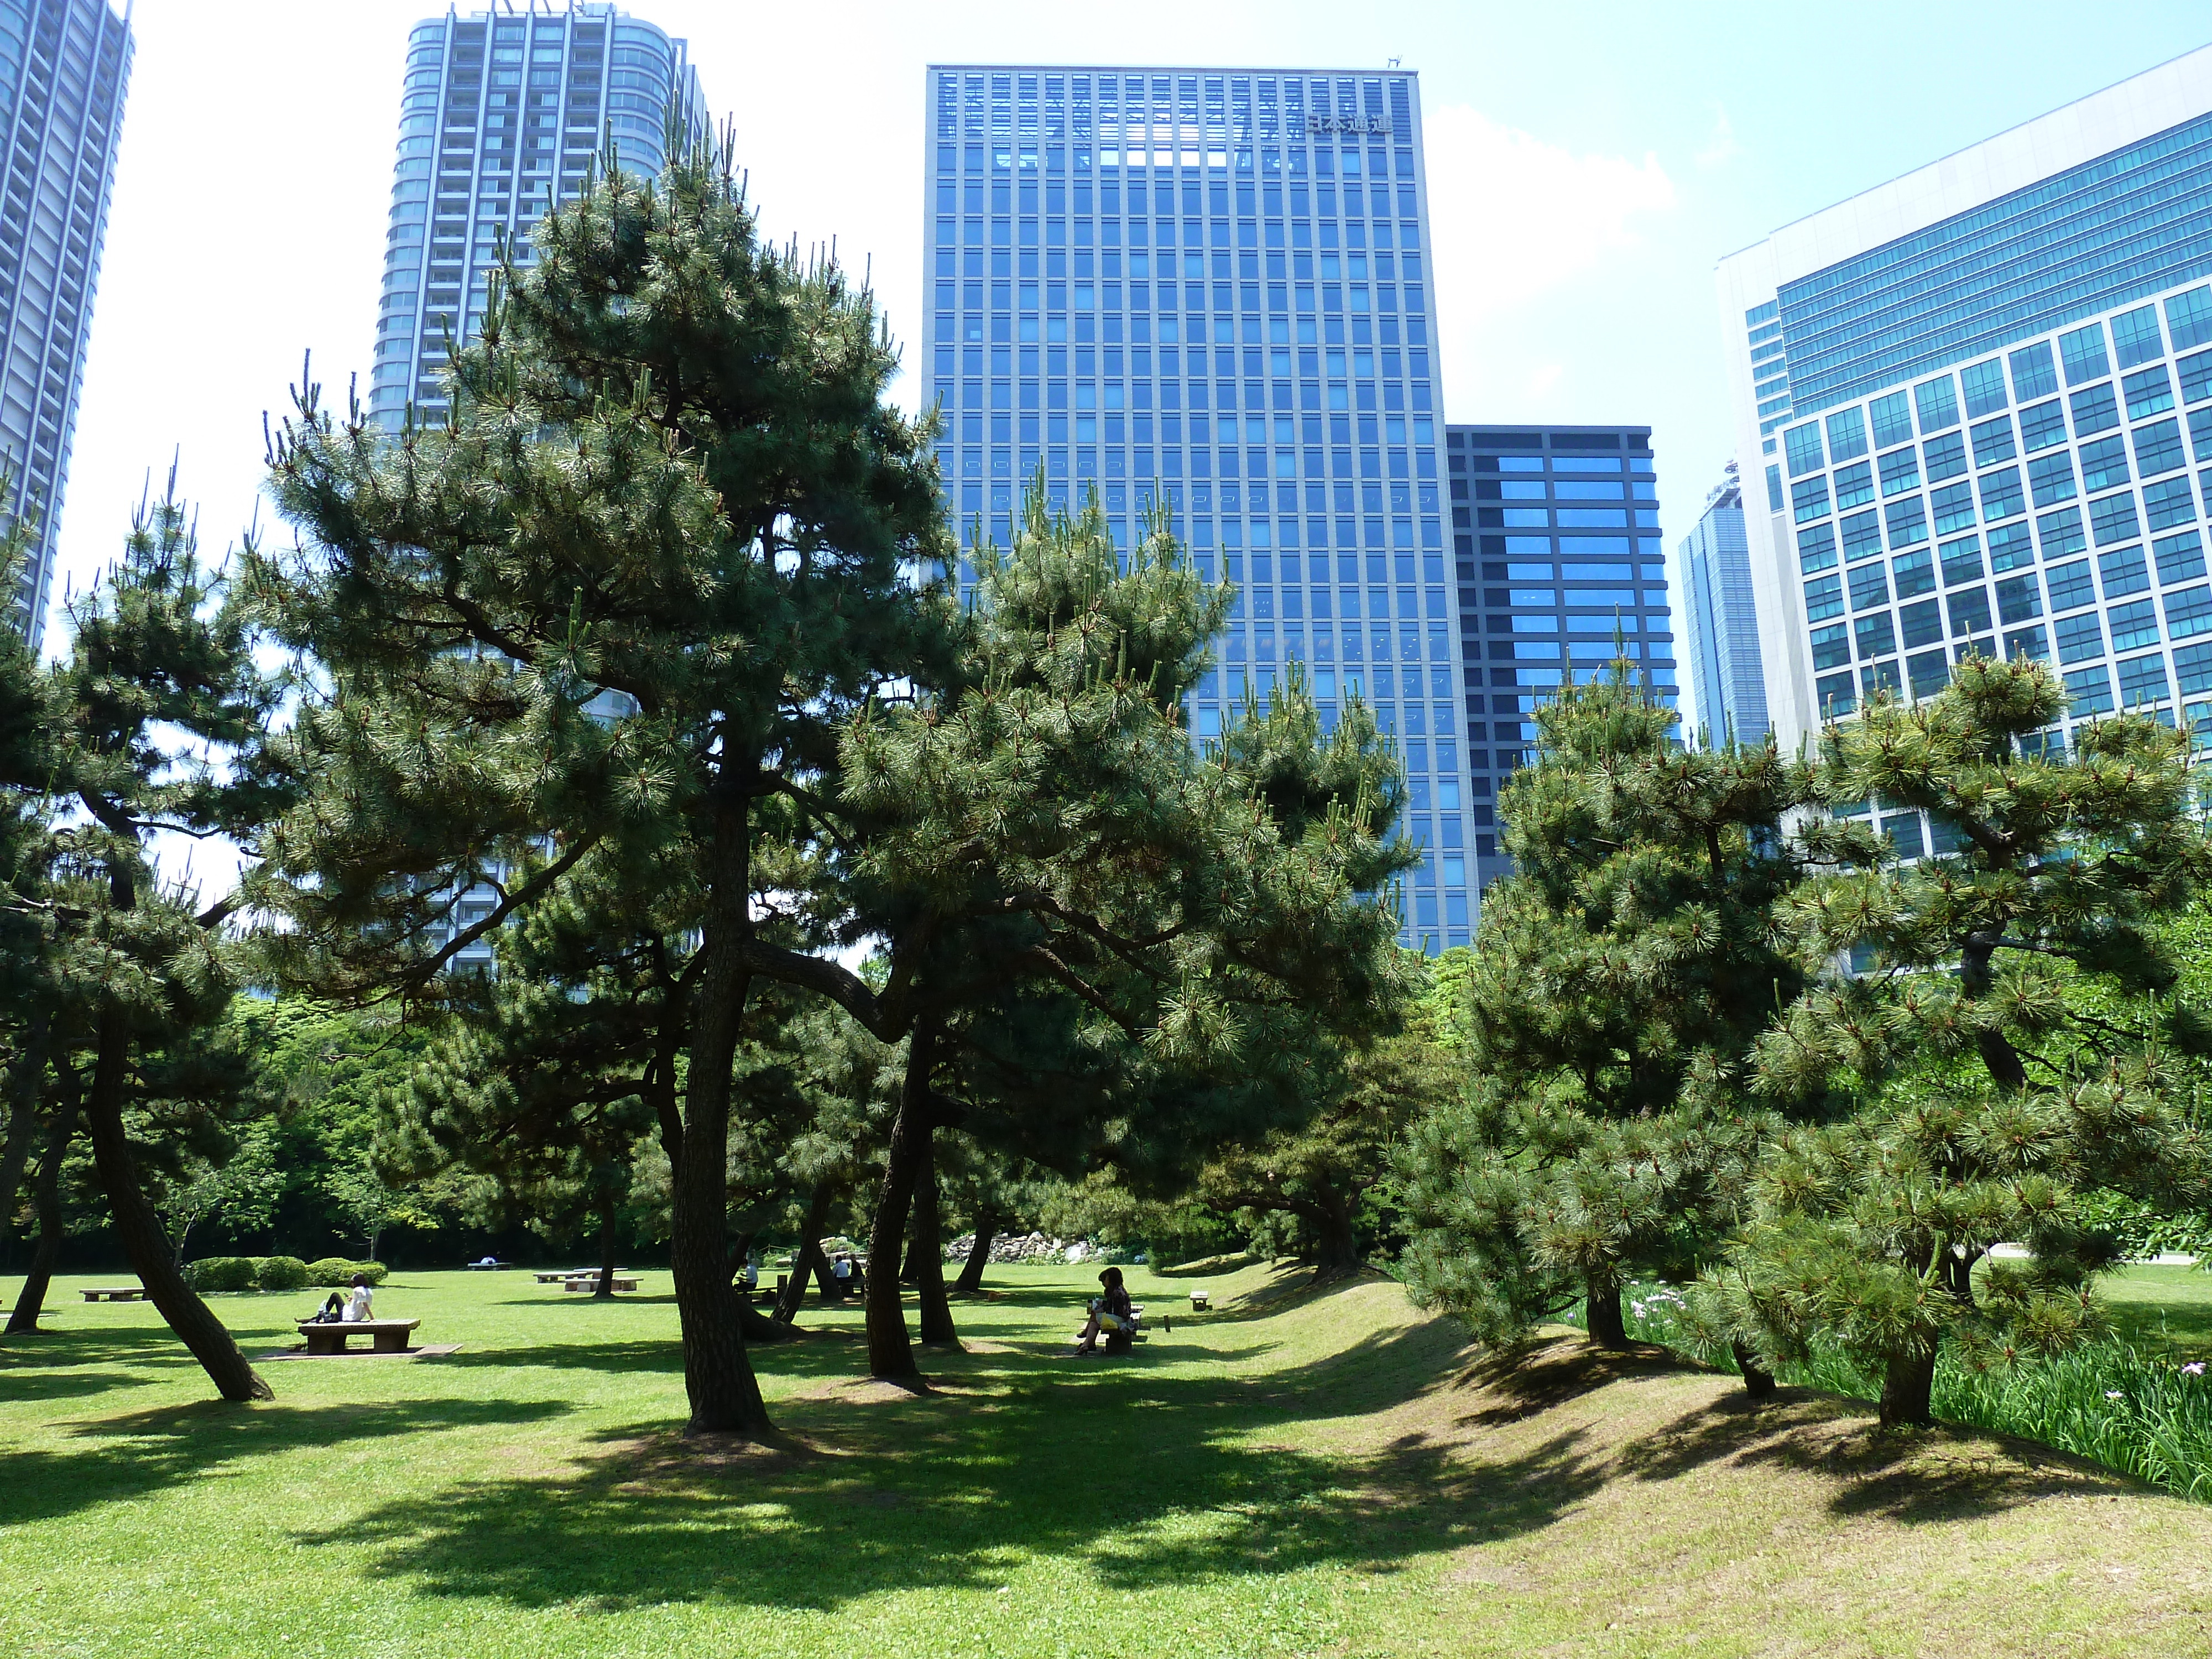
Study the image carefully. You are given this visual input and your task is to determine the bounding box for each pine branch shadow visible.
[292,1318,1578,1615]
[1614,1387,2138,1523]
[0,1396,573,1528]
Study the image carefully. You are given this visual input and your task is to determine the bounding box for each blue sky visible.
[48,0,2212,655]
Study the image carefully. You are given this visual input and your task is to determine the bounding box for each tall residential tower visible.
[1446,422,1671,890]
[1719,45,2212,760]
[1673,462,1767,748]
[372,0,703,433]
[0,0,129,643]
[921,65,1476,951]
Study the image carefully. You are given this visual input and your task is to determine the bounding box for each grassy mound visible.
[4,1262,2211,1655]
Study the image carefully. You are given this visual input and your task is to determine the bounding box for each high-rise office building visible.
[921,65,1476,951]
[1446,422,1671,890]
[372,0,704,434]
[0,0,128,643]
[1673,461,1767,748]
[1719,45,2212,766]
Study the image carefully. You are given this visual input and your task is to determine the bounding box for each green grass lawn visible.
[2102,1262,2212,1357]
[8,1260,2212,1657]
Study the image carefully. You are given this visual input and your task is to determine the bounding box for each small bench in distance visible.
[296,1317,421,1355]
[561,1275,638,1292]
[82,1286,147,1302]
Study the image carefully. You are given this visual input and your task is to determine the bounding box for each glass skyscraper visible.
[1447,422,1671,890]
[921,65,1475,951]
[1719,44,2212,775]
[1673,462,1767,748]
[0,0,128,643]
[372,0,703,434]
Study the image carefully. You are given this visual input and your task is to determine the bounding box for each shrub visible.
[305,1257,388,1287]
[2077,1190,2212,1259]
[253,1256,309,1291]
[184,1256,255,1292]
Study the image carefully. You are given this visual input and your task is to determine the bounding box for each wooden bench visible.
[82,1286,147,1302]
[296,1317,421,1355]
[561,1274,638,1292]
[535,1269,627,1284]
[1188,1288,1211,1311]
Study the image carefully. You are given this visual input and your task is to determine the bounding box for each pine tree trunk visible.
[667,876,771,1437]
[863,1023,937,1380]
[4,1100,74,1335]
[1731,1339,1777,1402]
[1880,1349,1937,1427]
[83,1014,269,1401]
[912,1142,959,1348]
[1585,1277,1629,1350]
[0,1013,50,1241]
[953,1206,1000,1296]
[1310,1189,1364,1281]
[594,1203,617,1298]
[775,1183,834,1324]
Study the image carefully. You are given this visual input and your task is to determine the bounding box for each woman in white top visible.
[316,1274,375,1322]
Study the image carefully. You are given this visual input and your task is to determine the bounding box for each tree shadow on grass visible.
[0,1396,573,1528]
[0,1368,147,1403]
[1613,1386,2137,1524]
[296,1318,1603,1616]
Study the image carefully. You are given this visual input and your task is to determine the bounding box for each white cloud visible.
[1529,363,1564,396]
[1422,105,1677,321]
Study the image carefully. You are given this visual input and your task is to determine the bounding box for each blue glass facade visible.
[1757,113,2212,430]
[923,66,1474,951]
[372,3,705,433]
[1779,279,2212,763]
[1448,424,1672,889]
[1675,466,1767,747]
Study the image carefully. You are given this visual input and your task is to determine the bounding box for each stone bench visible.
[561,1275,638,1292]
[82,1286,147,1302]
[296,1317,420,1355]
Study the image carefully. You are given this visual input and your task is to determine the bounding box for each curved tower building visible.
[370,0,704,434]
[0,0,129,644]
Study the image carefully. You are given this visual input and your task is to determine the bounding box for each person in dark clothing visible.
[1070,1266,1134,1356]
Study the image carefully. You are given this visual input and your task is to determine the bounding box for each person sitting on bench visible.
[1070,1266,1133,1356]
[313,1274,375,1324]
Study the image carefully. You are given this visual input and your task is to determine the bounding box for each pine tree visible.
[1397,662,1820,1375]
[1715,656,2212,1425]
[1198,978,1455,1279]
[247,136,954,1436]
[831,492,1415,1378]
[6,486,281,1400]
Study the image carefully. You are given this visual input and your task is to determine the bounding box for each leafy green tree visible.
[1713,656,2212,1425]
[1398,663,1822,1377]
[247,137,954,1436]
[157,1120,286,1265]
[4,486,281,1400]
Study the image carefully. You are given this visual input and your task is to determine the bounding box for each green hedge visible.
[253,1256,309,1291]
[183,1256,256,1292]
[304,1257,388,1287]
